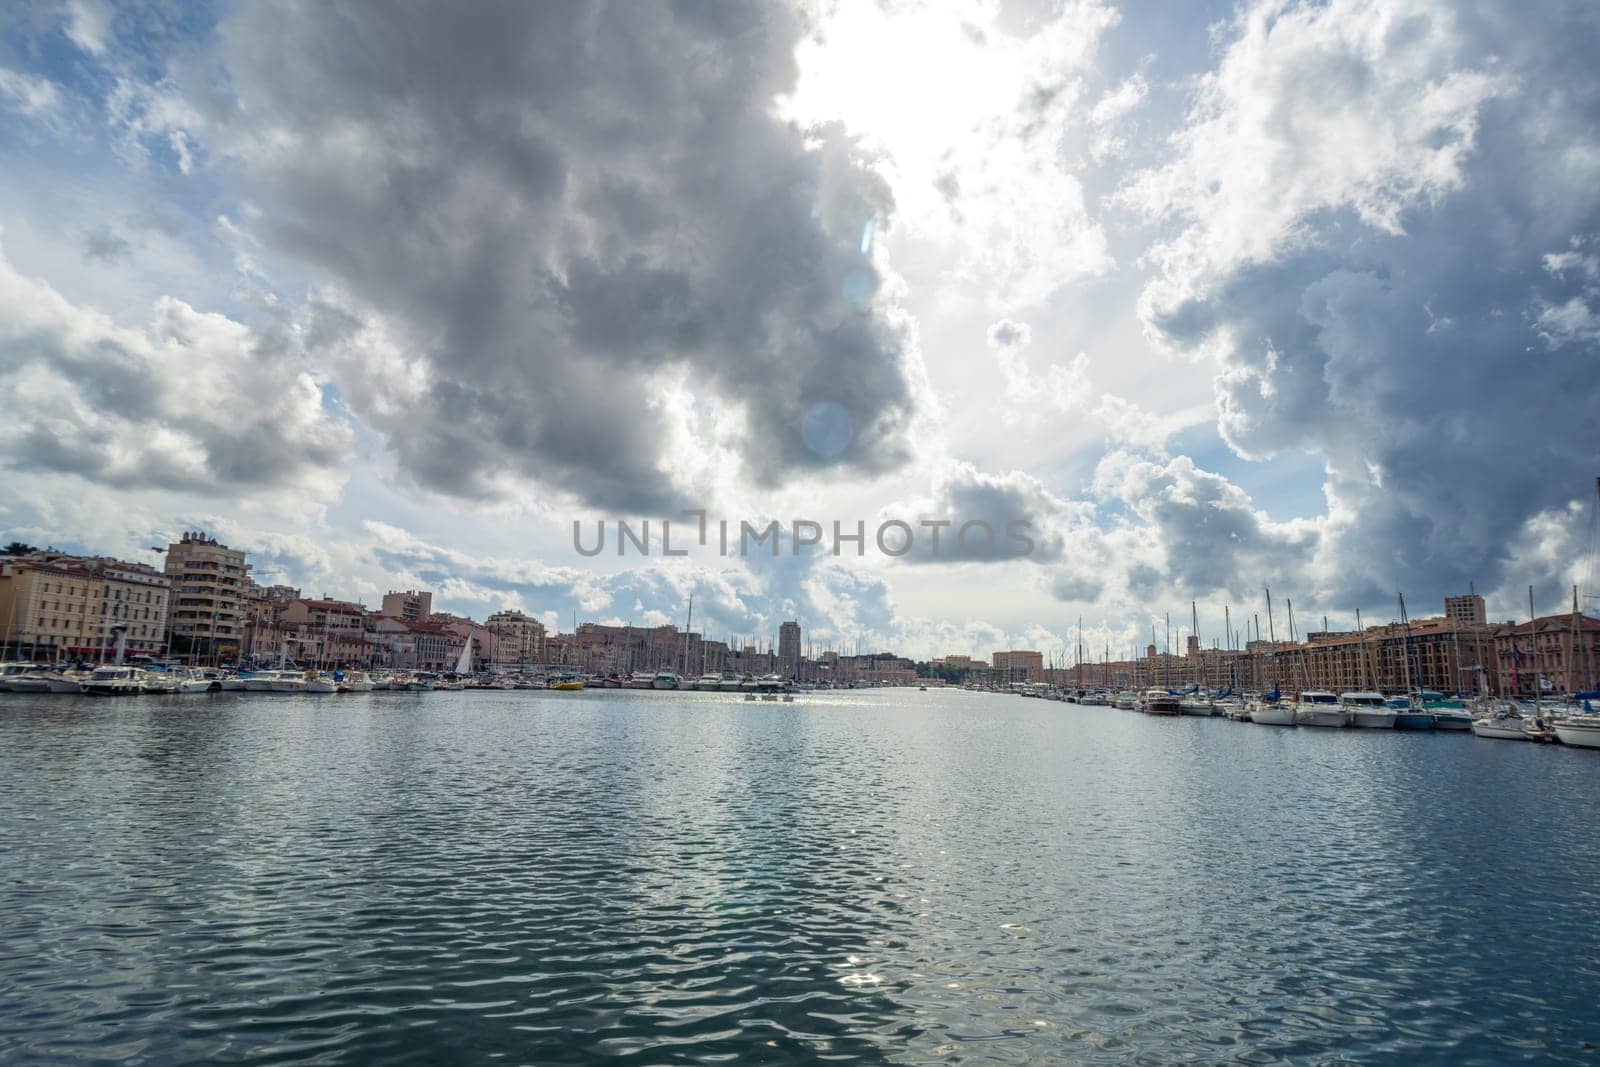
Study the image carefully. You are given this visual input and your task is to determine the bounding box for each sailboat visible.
[1549,491,1600,747]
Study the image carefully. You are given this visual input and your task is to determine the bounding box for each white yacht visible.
[1295,690,1350,728]
[652,671,680,690]
[694,673,723,691]
[81,666,145,696]
[1471,703,1546,741]
[338,671,375,693]
[1140,689,1181,715]
[175,669,214,694]
[4,667,55,693]
[717,672,744,692]
[1551,712,1600,749]
[141,669,179,694]
[36,669,90,694]
[270,670,308,693]
[1114,690,1139,709]
[1248,697,1297,726]
[304,671,338,694]
[243,670,281,692]
[1340,691,1397,729]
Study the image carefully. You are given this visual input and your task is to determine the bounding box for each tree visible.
[2,542,39,556]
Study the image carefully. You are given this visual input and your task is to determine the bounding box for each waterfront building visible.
[241,582,301,663]
[0,552,170,660]
[1299,617,1496,694]
[1493,612,1600,696]
[779,620,801,679]
[162,531,250,661]
[1445,593,1488,626]
[486,609,547,667]
[433,613,496,671]
[368,617,459,670]
[272,598,375,665]
[380,589,433,622]
[992,650,1044,681]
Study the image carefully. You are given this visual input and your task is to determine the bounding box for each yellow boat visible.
[547,677,585,691]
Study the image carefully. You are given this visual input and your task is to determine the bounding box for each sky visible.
[1,0,1598,662]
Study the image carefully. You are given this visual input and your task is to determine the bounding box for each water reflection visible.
[0,689,1597,1063]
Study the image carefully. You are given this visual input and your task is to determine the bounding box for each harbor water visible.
[1,688,1597,1064]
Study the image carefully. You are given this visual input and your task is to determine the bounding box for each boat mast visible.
[1223,604,1232,692]
[1398,593,1413,696]
[1528,585,1538,700]
[1356,607,1367,691]
[1264,588,1277,692]
[1192,601,1201,689]
[1570,585,1580,698]
[1286,598,1307,689]
[682,593,693,676]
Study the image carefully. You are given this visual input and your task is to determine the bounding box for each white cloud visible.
[0,238,351,496]
[0,67,65,124]
[787,0,1119,308]
[1123,0,1508,321]
[986,318,1094,425]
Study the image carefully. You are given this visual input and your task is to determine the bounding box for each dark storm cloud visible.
[1136,1,1600,609]
[202,1,912,512]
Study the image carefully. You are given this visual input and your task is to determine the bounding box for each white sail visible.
[454,635,474,675]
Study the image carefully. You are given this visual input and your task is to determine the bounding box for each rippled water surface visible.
[2,688,1598,1064]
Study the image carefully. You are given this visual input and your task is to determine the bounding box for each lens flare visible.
[840,268,875,308]
[801,401,855,459]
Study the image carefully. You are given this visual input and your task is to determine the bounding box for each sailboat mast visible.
[1356,607,1368,691]
[1570,585,1580,697]
[1164,612,1170,688]
[1529,585,1538,699]
[682,593,693,676]
[1398,593,1413,695]
[1192,601,1200,689]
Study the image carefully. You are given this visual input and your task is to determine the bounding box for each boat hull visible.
[1296,708,1351,728]
[1350,710,1398,729]
[1392,712,1436,730]
[1552,720,1600,749]
[1472,719,1535,741]
[1249,705,1297,726]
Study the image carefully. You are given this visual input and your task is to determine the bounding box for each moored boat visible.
[1140,689,1181,715]
[337,670,375,692]
[1551,713,1600,749]
[304,672,338,694]
[1248,698,1297,726]
[1471,703,1547,741]
[1295,690,1350,728]
[1340,691,1397,729]
[270,671,308,693]
[81,666,145,696]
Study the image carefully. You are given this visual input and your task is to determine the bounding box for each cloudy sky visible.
[2,0,1598,661]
